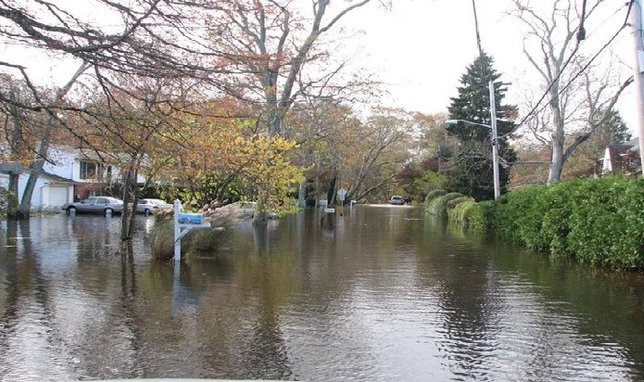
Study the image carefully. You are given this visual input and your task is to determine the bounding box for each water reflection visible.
[0,208,643,381]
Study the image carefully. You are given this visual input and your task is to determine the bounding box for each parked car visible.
[62,196,124,216]
[136,198,173,215]
[389,195,405,205]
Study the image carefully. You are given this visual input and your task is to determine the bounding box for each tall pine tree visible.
[446,52,517,200]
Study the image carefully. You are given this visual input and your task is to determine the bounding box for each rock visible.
[204,202,254,223]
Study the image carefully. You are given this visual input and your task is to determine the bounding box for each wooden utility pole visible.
[630,0,644,175]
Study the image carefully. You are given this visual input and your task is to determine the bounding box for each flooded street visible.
[1,206,643,381]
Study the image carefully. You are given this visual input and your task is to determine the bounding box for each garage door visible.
[48,186,69,208]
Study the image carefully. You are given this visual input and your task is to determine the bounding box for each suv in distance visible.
[62,196,124,216]
[389,195,405,205]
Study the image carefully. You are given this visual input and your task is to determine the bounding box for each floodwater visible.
[1,206,643,381]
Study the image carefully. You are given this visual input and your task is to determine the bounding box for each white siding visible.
[43,147,76,180]
[602,147,612,173]
[1,173,71,210]
[44,186,71,208]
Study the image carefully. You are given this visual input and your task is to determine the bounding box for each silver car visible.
[389,195,405,205]
[62,196,124,216]
[136,198,173,215]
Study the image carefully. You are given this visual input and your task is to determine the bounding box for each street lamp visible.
[445,116,501,200]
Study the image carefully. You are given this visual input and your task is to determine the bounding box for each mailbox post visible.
[337,187,347,216]
[337,188,347,203]
[173,200,210,272]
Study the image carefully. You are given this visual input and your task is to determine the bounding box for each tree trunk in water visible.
[253,198,268,225]
[18,63,88,216]
[7,88,26,218]
[7,174,20,217]
[297,179,306,208]
[327,175,337,207]
[19,136,51,216]
[120,168,138,241]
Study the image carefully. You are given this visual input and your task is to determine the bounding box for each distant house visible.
[0,145,145,211]
[601,138,641,175]
[0,170,76,210]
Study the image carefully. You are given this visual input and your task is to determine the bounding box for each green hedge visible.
[433,176,644,270]
[426,192,464,218]
[448,199,492,230]
[424,189,447,209]
[491,175,644,270]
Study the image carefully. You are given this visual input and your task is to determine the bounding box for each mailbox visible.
[177,212,204,224]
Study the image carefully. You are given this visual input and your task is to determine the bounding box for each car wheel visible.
[104,208,114,216]
[144,208,151,216]
[66,206,77,215]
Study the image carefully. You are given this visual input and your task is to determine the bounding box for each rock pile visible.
[200,202,255,222]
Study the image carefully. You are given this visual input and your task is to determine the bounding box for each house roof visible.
[625,138,640,152]
[41,171,77,184]
[0,161,24,174]
[603,138,642,174]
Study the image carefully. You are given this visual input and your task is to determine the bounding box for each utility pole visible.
[630,0,644,175]
[488,81,501,199]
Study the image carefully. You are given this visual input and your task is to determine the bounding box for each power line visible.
[471,0,484,57]
[509,1,632,137]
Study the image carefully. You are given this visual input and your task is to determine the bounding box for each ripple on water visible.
[1,212,643,381]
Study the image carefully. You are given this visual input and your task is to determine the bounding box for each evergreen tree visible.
[597,109,631,144]
[446,52,517,200]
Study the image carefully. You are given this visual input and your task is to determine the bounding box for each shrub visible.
[565,176,644,268]
[427,192,464,218]
[447,196,473,209]
[150,216,230,261]
[491,175,644,270]
[424,189,447,209]
[0,187,8,219]
[183,226,227,253]
[150,220,174,261]
[448,199,490,229]
[492,184,550,250]
[446,196,474,223]
[413,171,448,201]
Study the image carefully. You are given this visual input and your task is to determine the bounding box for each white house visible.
[1,145,146,211]
[601,138,641,175]
[0,170,75,210]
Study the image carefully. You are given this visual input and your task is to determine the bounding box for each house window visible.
[80,160,101,180]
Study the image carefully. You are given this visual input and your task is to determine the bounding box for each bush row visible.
[425,175,644,270]
[491,175,644,270]
[425,190,491,230]
[425,191,463,218]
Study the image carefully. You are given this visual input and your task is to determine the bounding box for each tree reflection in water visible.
[0,210,642,381]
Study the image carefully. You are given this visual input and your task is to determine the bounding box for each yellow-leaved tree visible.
[235,134,302,222]
[157,102,303,221]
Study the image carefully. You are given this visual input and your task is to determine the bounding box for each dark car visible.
[136,198,173,215]
[62,196,124,216]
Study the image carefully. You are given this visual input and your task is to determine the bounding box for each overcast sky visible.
[345,0,636,133]
[2,0,637,134]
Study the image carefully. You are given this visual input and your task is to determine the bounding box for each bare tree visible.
[204,0,381,136]
[511,0,632,184]
[337,108,412,202]
[0,0,221,219]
